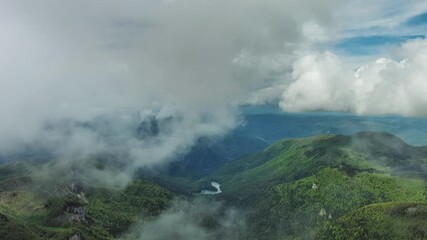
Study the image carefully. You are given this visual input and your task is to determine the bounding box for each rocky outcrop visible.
[69,234,81,240]
[69,182,84,194]
[406,207,417,216]
[312,183,319,190]
[0,213,9,222]
[66,206,85,215]
[65,205,86,223]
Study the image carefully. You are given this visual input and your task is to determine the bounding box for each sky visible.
[331,0,427,59]
[0,0,427,185]
[276,0,427,116]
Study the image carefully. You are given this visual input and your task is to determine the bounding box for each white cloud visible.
[0,0,340,185]
[280,52,354,112]
[302,21,328,42]
[280,38,427,116]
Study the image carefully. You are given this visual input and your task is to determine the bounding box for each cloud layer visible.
[0,0,340,185]
[280,38,427,116]
[3,0,425,187]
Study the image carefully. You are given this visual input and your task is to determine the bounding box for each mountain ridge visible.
[2,131,427,239]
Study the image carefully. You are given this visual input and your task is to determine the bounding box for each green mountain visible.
[1,132,427,239]
[200,132,427,200]
[195,132,427,239]
[318,202,427,239]
[0,161,175,240]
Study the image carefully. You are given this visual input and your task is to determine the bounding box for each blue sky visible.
[335,35,425,56]
[330,1,427,58]
[406,12,427,26]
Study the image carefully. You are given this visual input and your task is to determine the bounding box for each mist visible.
[123,198,246,240]
[0,0,340,185]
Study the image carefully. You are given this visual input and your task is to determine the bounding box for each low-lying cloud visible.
[280,38,427,116]
[0,0,340,185]
[124,198,246,240]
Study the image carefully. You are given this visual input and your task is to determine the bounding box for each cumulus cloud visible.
[0,0,340,185]
[280,38,427,116]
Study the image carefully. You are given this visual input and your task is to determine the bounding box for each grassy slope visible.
[318,202,427,239]
[196,132,427,239]
[85,181,174,237]
[203,133,427,203]
[199,134,362,204]
[0,174,175,240]
[248,168,427,239]
[1,132,427,239]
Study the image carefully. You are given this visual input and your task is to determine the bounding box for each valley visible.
[1,131,427,239]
